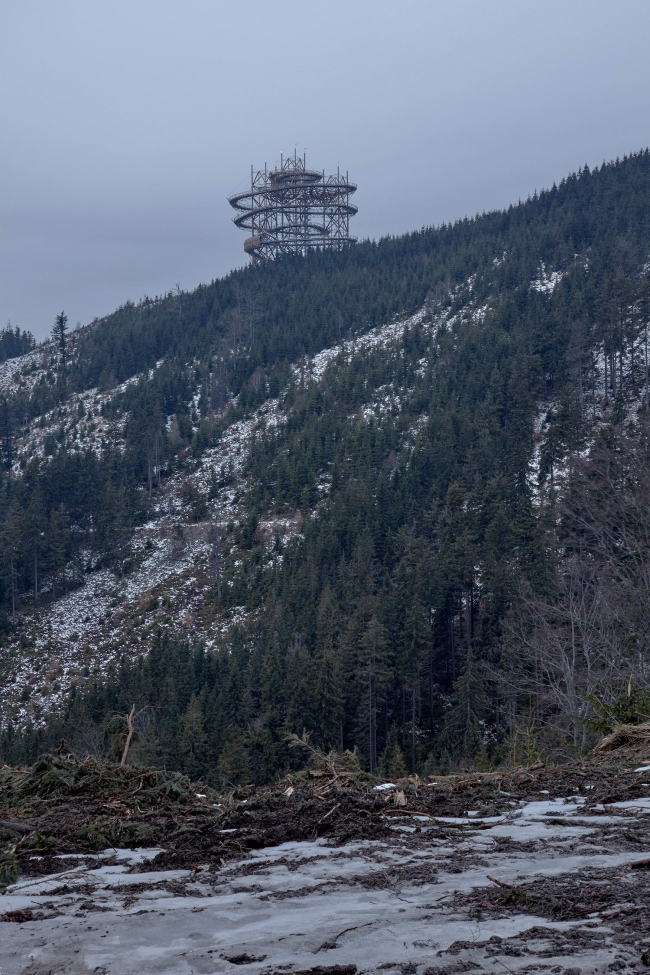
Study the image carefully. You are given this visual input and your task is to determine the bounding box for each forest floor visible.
[1,749,650,974]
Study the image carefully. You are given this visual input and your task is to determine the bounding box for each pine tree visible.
[315,638,343,750]
[218,735,251,786]
[314,586,344,748]
[441,649,486,765]
[399,599,429,772]
[52,311,68,380]
[26,488,47,605]
[383,736,407,778]
[178,694,207,779]
[0,501,22,616]
[358,615,389,772]
[47,505,68,597]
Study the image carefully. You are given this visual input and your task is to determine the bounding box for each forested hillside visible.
[2,152,650,782]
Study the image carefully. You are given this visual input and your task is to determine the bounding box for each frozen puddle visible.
[1,799,649,973]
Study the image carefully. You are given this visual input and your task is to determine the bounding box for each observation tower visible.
[228,153,357,264]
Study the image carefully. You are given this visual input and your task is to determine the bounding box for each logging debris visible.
[0,750,649,889]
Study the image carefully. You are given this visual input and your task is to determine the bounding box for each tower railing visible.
[229,153,358,264]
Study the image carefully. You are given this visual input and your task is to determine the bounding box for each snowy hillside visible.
[0,303,460,725]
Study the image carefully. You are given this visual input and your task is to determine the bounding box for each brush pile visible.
[1,738,649,890]
[594,720,650,751]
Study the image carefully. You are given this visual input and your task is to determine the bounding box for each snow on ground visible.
[529,335,650,505]
[1,794,648,973]
[527,401,553,502]
[1,378,294,725]
[304,306,430,383]
[531,262,564,293]
[9,361,164,474]
[0,296,549,725]
[0,345,55,397]
[1,530,215,723]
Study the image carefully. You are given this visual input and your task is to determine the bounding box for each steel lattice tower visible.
[229,153,357,264]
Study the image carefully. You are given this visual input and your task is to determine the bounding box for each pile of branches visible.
[0,754,222,886]
[0,752,393,887]
[461,864,650,923]
[0,753,205,806]
[2,747,648,891]
[595,721,650,752]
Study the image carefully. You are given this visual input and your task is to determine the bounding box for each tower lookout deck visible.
[228,153,357,264]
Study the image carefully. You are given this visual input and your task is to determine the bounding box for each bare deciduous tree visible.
[501,421,650,751]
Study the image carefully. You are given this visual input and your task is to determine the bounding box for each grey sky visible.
[2,0,650,341]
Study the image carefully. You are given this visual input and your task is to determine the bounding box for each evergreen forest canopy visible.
[3,151,650,782]
[0,324,34,363]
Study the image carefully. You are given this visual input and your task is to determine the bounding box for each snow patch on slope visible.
[531,262,564,293]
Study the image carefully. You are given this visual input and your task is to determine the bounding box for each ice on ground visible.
[0,793,647,974]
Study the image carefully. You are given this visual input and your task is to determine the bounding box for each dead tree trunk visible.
[120,705,147,765]
[120,705,136,765]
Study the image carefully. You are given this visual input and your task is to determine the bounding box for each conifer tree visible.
[358,615,389,772]
[218,735,251,786]
[52,311,68,378]
[441,649,486,765]
[47,505,68,596]
[0,396,14,469]
[0,501,22,616]
[178,694,207,779]
[26,488,47,605]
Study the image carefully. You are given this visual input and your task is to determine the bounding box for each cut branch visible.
[0,820,33,836]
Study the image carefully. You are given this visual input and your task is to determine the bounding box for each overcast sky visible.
[2,0,650,341]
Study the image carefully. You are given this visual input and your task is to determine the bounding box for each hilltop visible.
[2,153,650,783]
